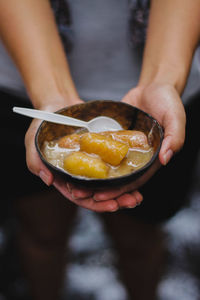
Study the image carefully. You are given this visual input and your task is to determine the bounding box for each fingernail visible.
[163,149,173,165]
[111,206,119,212]
[127,205,136,209]
[135,193,143,206]
[39,170,51,186]
[69,188,80,200]
[93,195,100,202]
[66,183,72,193]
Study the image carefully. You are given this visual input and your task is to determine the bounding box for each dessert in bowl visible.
[35,100,163,188]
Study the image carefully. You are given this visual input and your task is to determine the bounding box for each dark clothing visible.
[1,91,46,202]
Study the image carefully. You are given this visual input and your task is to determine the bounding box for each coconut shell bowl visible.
[35,100,163,188]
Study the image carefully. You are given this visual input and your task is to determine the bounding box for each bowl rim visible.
[35,100,164,185]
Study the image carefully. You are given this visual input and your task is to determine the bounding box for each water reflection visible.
[65,208,129,300]
[158,176,200,300]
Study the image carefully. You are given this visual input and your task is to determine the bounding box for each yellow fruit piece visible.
[102,130,149,149]
[80,133,129,166]
[58,133,81,149]
[63,151,109,179]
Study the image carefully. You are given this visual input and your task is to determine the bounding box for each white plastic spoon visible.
[13,107,122,133]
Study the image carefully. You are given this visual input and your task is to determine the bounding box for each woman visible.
[0,0,200,299]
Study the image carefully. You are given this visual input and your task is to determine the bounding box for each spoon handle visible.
[13,107,88,128]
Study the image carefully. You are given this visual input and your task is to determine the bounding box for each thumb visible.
[25,119,54,185]
[159,108,186,165]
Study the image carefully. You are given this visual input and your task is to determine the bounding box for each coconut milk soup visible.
[43,130,153,179]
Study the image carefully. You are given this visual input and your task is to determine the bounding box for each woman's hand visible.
[24,100,121,213]
[25,98,82,182]
[92,83,186,206]
[122,83,186,165]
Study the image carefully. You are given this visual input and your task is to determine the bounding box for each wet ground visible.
[0,153,200,300]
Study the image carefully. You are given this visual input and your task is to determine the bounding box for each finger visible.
[74,197,119,213]
[159,107,186,165]
[158,89,186,166]
[67,183,94,199]
[94,181,137,201]
[25,119,54,185]
[159,135,174,166]
[54,178,119,213]
[94,186,124,201]
[116,190,143,209]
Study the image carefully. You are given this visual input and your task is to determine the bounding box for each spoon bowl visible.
[13,107,122,132]
[87,115,123,132]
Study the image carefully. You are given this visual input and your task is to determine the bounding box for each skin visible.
[0,0,200,299]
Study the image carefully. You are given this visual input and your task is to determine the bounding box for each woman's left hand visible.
[91,83,186,207]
